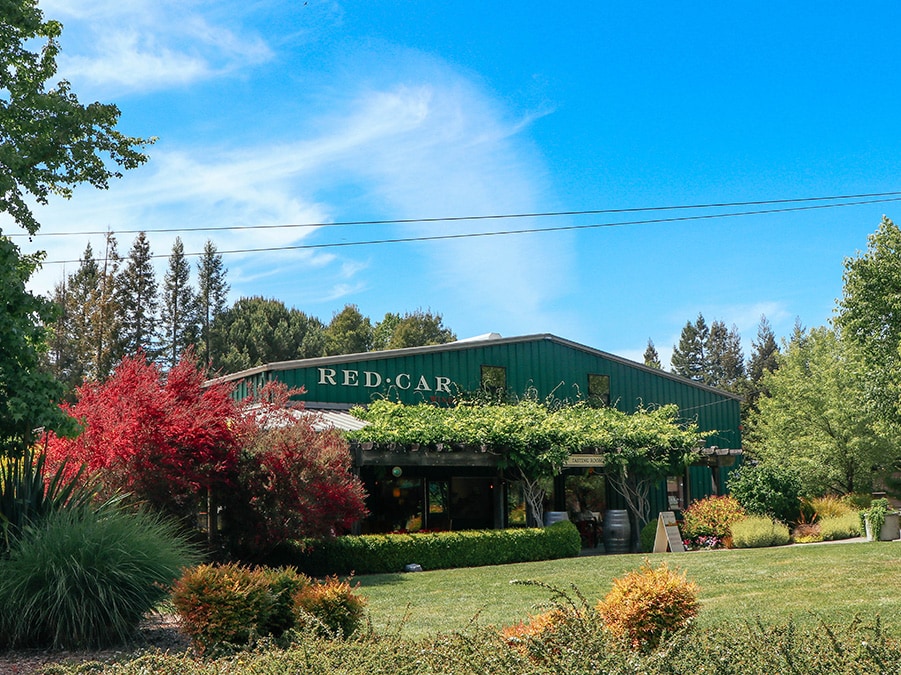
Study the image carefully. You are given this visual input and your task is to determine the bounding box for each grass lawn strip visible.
[354,541,901,638]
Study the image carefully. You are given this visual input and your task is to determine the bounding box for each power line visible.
[39,194,901,265]
[10,189,901,239]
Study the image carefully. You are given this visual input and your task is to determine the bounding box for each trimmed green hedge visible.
[273,521,581,576]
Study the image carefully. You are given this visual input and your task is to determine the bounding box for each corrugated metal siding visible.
[214,335,741,447]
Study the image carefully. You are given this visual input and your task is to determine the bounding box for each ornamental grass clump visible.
[596,560,699,651]
[0,503,198,649]
[731,515,791,548]
[819,512,863,541]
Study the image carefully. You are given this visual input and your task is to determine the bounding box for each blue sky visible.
[15,1,901,366]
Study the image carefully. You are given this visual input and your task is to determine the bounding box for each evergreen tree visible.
[93,232,123,379]
[59,244,100,384]
[117,232,159,359]
[47,277,81,398]
[748,315,780,383]
[706,320,745,390]
[196,240,229,365]
[386,309,455,349]
[671,313,708,381]
[160,237,198,368]
[643,338,661,369]
[209,297,326,374]
[325,304,372,355]
[789,317,808,349]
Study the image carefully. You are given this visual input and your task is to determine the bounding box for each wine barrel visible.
[543,511,569,526]
[602,509,631,554]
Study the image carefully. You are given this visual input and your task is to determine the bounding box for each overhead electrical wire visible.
[19,190,901,265]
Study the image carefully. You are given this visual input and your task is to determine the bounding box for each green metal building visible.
[212,333,742,536]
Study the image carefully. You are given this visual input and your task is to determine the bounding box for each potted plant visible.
[861,498,900,541]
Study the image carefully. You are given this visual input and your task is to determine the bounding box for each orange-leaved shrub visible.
[596,560,699,650]
[171,563,366,654]
[171,563,275,654]
[293,575,367,637]
[681,495,746,547]
[502,609,570,648]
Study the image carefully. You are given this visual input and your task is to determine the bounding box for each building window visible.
[587,374,610,406]
[481,365,506,395]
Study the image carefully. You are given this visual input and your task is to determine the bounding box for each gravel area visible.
[0,613,192,675]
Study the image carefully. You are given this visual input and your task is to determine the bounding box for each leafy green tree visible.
[196,240,229,365]
[746,326,894,495]
[726,463,802,524]
[0,238,73,456]
[671,314,708,381]
[325,304,372,356]
[371,312,401,351]
[836,216,901,423]
[210,297,326,374]
[643,339,661,369]
[0,0,148,458]
[160,237,198,368]
[0,1,150,238]
[386,309,456,349]
[116,232,158,359]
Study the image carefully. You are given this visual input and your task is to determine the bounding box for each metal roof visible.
[207,332,742,401]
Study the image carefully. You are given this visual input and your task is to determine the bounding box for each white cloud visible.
[21,12,564,335]
[42,0,273,94]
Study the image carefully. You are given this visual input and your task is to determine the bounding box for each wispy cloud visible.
[43,0,273,94]
[23,7,565,333]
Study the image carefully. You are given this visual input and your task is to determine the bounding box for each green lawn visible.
[355,541,901,638]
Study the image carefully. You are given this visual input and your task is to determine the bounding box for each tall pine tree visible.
[57,244,100,384]
[643,338,661,369]
[160,237,198,368]
[117,232,159,359]
[743,314,780,416]
[197,240,229,366]
[706,320,745,390]
[671,313,708,381]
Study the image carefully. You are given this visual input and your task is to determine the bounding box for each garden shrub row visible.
[47,610,901,674]
[171,563,366,654]
[276,520,581,575]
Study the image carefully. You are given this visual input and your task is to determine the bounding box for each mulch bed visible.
[0,613,192,675]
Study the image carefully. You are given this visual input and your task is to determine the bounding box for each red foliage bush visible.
[47,357,368,556]
[46,351,241,522]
